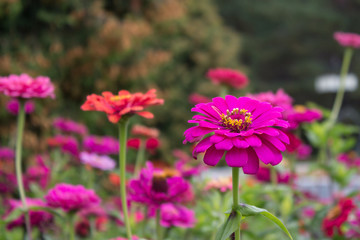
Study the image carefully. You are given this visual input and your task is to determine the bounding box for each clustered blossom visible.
[45,183,101,212]
[322,198,355,237]
[80,152,116,171]
[53,117,88,135]
[206,68,249,89]
[83,135,119,155]
[47,135,79,157]
[6,99,35,115]
[128,162,192,208]
[81,89,164,123]
[255,165,291,184]
[160,203,195,228]
[184,96,290,174]
[0,73,55,99]
[4,198,53,230]
[334,32,360,49]
[127,137,160,152]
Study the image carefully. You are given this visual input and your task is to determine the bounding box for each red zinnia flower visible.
[206,68,249,89]
[184,96,289,174]
[322,198,355,237]
[81,89,164,123]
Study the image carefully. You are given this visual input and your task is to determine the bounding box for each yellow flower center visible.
[326,205,341,220]
[219,108,252,132]
[294,105,307,113]
[110,94,131,101]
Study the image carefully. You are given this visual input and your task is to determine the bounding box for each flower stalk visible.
[156,208,163,240]
[118,119,132,240]
[232,167,241,240]
[15,101,31,240]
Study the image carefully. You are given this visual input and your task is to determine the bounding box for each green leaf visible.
[3,208,24,223]
[215,210,242,240]
[237,203,293,240]
[28,206,65,219]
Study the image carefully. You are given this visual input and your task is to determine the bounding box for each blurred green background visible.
[1,0,359,158]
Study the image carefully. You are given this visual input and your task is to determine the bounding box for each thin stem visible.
[134,139,146,176]
[220,85,228,98]
[15,101,31,240]
[327,47,354,130]
[68,214,75,240]
[232,167,241,240]
[270,167,278,186]
[156,209,163,240]
[119,119,132,240]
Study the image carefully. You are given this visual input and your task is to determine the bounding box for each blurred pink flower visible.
[53,117,88,135]
[334,32,360,48]
[301,206,316,219]
[160,203,195,228]
[296,144,312,160]
[0,147,15,160]
[47,135,79,157]
[128,162,192,208]
[83,135,119,155]
[189,93,211,105]
[45,183,101,212]
[338,152,360,168]
[127,137,160,152]
[131,124,159,138]
[204,177,233,192]
[207,68,248,89]
[287,105,322,129]
[184,96,289,173]
[0,73,55,99]
[347,209,360,238]
[247,89,293,112]
[25,156,50,190]
[255,165,291,184]
[0,171,17,195]
[175,159,204,178]
[79,152,116,171]
[110,236,140,240]
[6,99,35,115]
[4,198,53,230]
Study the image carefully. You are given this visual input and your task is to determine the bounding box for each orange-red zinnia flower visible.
[81,89,164,123]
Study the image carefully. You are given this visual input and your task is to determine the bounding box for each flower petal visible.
[225,147,248,167]
[244,135,262,147]
[253,140,282,165]
[215,138,233,150]
[242,149,259,174]
[232,138,250,148]
[203,145,224,166]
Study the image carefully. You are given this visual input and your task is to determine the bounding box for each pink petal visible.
[225,147,248,167]
[203,145,224,166]
[225,95,240,110]
[215,138,233,150]
[253,140,282,165]
[242,149,259,174]
[261,135,286,151]
[210,134,226,143]
[232,138,250,148]
[192,137,212,158]
[212,97,229,113]
[244,135,262,147]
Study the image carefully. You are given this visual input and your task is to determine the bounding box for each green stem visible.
[232,167,241,240]
[15,101,31,240]
[220,85,228,98]
[327,47,354,130]
[119,119,132,240]
[134,139,146,176]
[68,214,75,240]
[156,209,163,240]
[270,167,278,186]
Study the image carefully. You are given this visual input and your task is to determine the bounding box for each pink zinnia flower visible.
[79,152,116,171]
[206,68,249,89]
[0,171,17,194]
[6,99,35,115]
[128,162,192,208]
[53,117,88,135]
[47,135,79,157]
[189,93,211,105]
[287,105,322,129]
[204,177,233,192]
[296,144,312,160]
[25,156,50,189]
[0,73,55,99]
[83,135,119,155]
[338,152,360,168]
[247,89,293,112]
[255,165,291,184]
[110,236,140,240]
[184,96,289,174]
[160,203,195,228]
[0,147,15,160]
[127,138,160,152]
[131,124,159,138]
[4,198,53,230]
[45,183,101,212]
[334,32,360,48]
[81,89,164,124]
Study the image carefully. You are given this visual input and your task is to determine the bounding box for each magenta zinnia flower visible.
[53,117,88,135]
[128,162,192,208]
[83,135,119,155]
[45,183,101,212]
[4,198,53,230]
[0,147,15,160]
[0,73,55,99]
[334,32,360,48]
[184,96,289,174]
[160,203,195,228]
[79,152,116,171]
[6,99,35,115]
[206,68,249,89]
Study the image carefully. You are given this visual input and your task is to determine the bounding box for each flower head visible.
[6,99,35,115]
[0,147,15,160]
[322,198,355,237]
[25,156,50,189]
[80,152,116,171]
[4,198,53,230]
[204,177,233,192]
[287,105,322,129]
[189,93,211,105]
[47,135,79,157]
[255,165,291,184]
[247,89,293,112]
[45,183,101,212]
[184,96,289,174]
[81,89,164,123]
[338,151,360,168]
[131,124,159,138]
[334,32,360,48]
[53,117,88,135]
[128,162,192,208]
[160,203,195,228]
[83,135,119,155]
[206,68,248,89]
[0,74,55,99]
